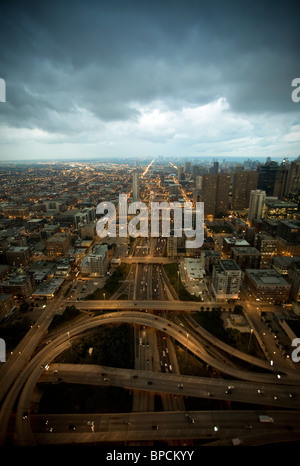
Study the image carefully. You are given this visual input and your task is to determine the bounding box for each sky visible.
[0,0,299,162]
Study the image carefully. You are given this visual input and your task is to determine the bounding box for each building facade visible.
[248,189,266,224]
[244,269,291,304]
[212,259,242,301]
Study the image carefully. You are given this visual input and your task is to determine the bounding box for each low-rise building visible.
[6,246,32,267]
[0,294,15,321]
[272,256,296,275]
[32,277,64,299]
[184,258,205,282]
[46,233,70,257]
[288,259,300,301]
[222,237,250,255]
[200,250,221,272]
[230,246,261,270]
[244,269,291,304]
[0,275,33,298]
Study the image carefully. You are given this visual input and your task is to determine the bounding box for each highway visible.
[39,363,300,409]
[2,230,300,447]
[69,298,244,312]
[121,257,174,264]
[0,279,69,403]
[2,308,300,446]
[8,309,300,445]
[28,410,300,445]
[59,309,300,382]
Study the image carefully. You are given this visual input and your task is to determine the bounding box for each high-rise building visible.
[201,173,230,217]
[248,189,266,223]
[212,259,242,300]
[177,166,184,181]
[184,161,192,174]
[231,170,259,210]
[263,199,298,220]
[245,226,256,246]
[195,176,202,189]
[256,233,277,267]
[285,157,300,195]
[209,161,219,174]
[80,244,108,277]
[276,220,300,256]
[258,160,288,197]
[132,172,140,201]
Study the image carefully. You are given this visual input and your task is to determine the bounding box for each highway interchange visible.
[1,236,300,446]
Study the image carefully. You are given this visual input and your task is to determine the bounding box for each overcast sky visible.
[0,0,299,161]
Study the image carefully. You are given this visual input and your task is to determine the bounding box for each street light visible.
[247,328,253,353]
[184,333,189,370]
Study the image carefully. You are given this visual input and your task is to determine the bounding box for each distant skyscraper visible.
[209,161,219,174]
[201,173,230,216]
[258,160,288,197]
[285,156,300,195]
[184,161,192,174]
[177,166,184,181]
[195,175,202,189]
[132,172,140,201]
[248,189,266,223]
[231,170,259,210]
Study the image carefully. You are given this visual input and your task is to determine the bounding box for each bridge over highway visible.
[121,257,175,264]
[2,310,300,446]
[29,410,300,446]
[39,363,300,409]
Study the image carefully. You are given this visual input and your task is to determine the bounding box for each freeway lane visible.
[7,310,300,445]
[121,257,174,264]
[69,299,210,311]
[63,310,300,382]
[29,410,300,445]
[39,363,300,409]
[0,294,64,403]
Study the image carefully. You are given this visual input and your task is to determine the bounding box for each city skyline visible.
[1,0,300,450]
[0,155,300,447]
[0,0,299,161]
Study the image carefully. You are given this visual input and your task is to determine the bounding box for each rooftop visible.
[231,247,260,255]
[246,269,290,286]
[224,237,250,246]
[184,258,205,280]
[220,259,241,271]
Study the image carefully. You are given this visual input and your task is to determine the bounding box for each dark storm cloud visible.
[0,0,299,135]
